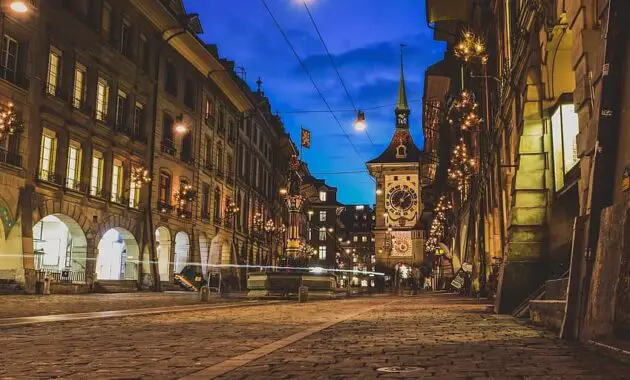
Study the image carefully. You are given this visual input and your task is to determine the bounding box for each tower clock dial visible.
[385,184,418,218]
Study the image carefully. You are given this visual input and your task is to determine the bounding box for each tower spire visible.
[396,44,409,112]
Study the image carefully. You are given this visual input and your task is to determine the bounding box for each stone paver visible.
[0,298,386,379]
[0,292,206,318]
[219,294,630,379]
[1,294,629,379]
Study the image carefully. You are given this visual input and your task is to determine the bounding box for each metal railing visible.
[0,147,21,167]
[36,269,87,284]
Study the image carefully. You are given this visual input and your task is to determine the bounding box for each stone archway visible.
[174,231,190,274]
[199,233,209,279]
[209,235,224,268]
[96,228,140,280]
[32,214,89,283]
[155,226,171,281]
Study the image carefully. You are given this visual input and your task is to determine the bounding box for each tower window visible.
[396,145,407,158]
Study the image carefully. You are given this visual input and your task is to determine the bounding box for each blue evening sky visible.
[185,0,445,205]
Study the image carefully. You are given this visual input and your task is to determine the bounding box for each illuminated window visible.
[111,158,123,202]
[39,129,57,180]
[355,205,364,210]
[319,227,326,241]
[96,77,110,121]
[101,2,112,39]
[319,210,327,221]
[362,236,368,242]
[353,236,358,242]
[66,141,82,189]
[129,166,140,209]
[90,150,104,196]
[72,62,86,109]
[115,89,127,127]
[319,190,327,202]
[318,246,326,260]
[46,46,61,95]
[551,103,579,191]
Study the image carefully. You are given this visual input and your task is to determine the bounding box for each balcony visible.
[111,193,128,206]
[65,179,87,193]
[203,160,213,173]
[161,140,176,156]
[204,114,215,128]
[157,201,173,214]
[132,130,148,144]
[178,208,193,219]
[38,171,62,186]
[201,211,211,222]
[0,67,30,91]
[115,123,131,136]
[226,171,235,185]
[72,98,92,116]
[90,187,109,200]
[180,152,194,165]
[0,148,21,167]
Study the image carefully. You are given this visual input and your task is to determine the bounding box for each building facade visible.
[0,0,296,294]
[302,174,339,268]
[423,0,630,341]
[338,204,375,287]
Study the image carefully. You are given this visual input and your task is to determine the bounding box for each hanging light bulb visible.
[354,110,366,131]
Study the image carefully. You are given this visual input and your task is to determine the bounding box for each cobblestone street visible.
[1,293,629,379]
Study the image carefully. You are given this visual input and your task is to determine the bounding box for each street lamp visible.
[9,1,29,13]
[174,113,188,134]
[354,110,366,131]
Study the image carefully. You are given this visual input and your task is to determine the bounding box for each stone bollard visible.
[298,285,308,303]
[199,286,210,302]
[43,276,51,295]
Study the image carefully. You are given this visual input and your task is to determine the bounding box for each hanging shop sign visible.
[622,165,630,192]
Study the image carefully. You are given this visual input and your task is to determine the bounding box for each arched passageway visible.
[96,228,140,280]
[174,231,190,274]
[155,226,171,281]
[32,214,88,283]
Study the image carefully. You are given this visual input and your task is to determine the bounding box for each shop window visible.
[551,103,579,191]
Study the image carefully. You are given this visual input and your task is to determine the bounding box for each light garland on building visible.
[448,138,476,194]
[0,102,23,140]
[174,184,196,217]
[454,30,488,63]
[130,166,151,187]
[425,196,453,253]
[448,91,482,132]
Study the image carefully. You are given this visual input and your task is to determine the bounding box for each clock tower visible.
[366,49,424,276]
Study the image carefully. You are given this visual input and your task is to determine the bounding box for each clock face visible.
[397,114,408,125]
[386,184,418,217]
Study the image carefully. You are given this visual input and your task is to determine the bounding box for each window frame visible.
[66,140,82,189]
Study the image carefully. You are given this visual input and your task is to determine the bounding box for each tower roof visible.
[396,51,409,112]
[367,45,422,165]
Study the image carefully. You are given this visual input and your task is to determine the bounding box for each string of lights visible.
[302,0,375,147]
[259,0,364,161]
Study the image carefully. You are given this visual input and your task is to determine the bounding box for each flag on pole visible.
[301,127,311,149]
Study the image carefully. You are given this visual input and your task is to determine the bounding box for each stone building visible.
[0,0,295,294]
[338,204,375,287]
[423,0,630,341]
[302,174,340,268]
[367,57,425,278]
